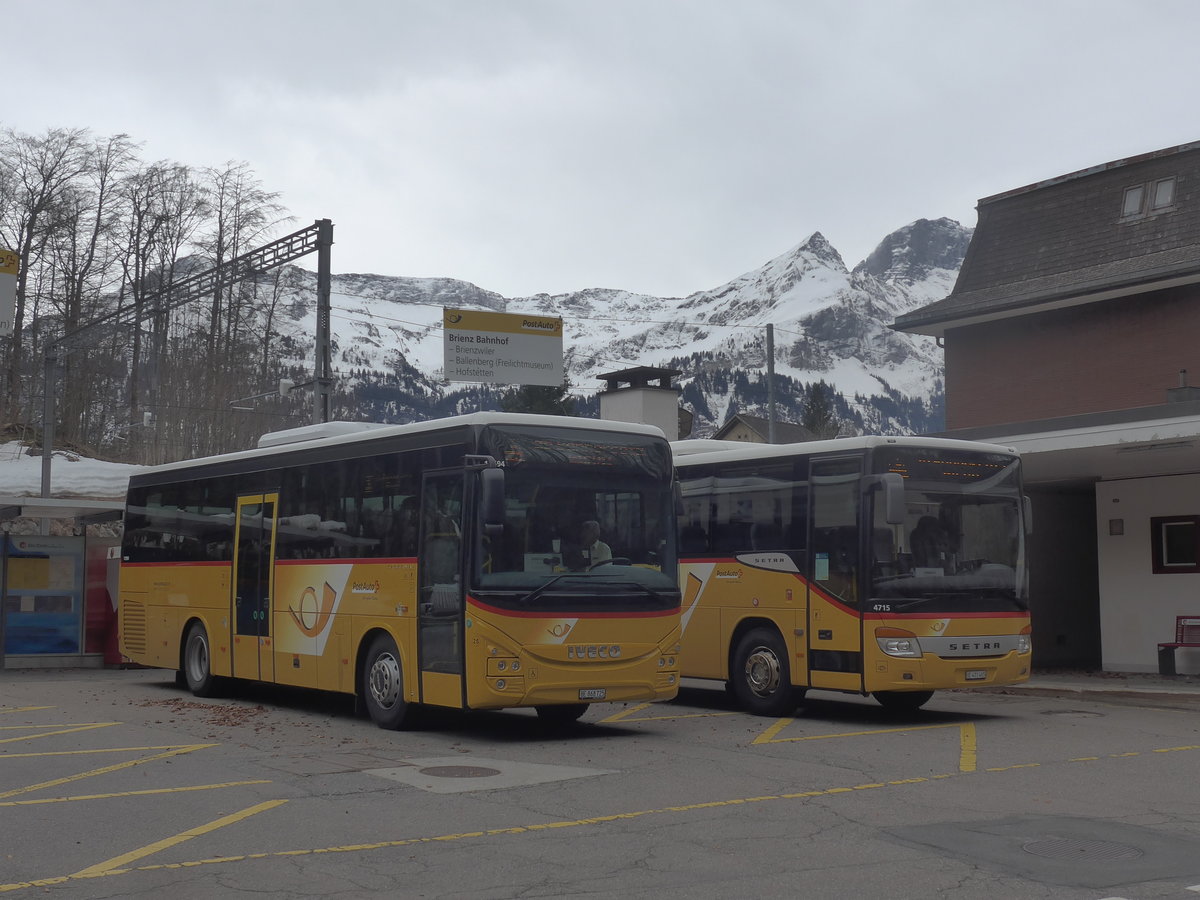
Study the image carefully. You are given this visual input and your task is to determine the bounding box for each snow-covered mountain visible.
[275,217,970,436]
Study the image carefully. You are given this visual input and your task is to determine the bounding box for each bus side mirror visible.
[865,473,905,525]
[480,467,505,538]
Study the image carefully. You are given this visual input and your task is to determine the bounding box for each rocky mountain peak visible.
[852,217,971,284]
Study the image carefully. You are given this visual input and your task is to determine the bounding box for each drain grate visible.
[418,765,502,778]
[1022,838,1143,861]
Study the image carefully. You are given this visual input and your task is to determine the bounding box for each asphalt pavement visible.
[975,668,1200,705]
[4,664,1200,702]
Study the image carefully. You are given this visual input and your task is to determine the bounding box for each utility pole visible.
[766,323,777,443]
[313,219,334,424]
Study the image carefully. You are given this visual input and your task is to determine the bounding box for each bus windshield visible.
[472,425,679,613]
[869,447,1026,613]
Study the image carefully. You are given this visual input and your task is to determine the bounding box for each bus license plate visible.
[579,689,606,700]
[965,669,988,681]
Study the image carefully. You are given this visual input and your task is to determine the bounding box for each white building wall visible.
[599,389,679,438]
[1095,474,1200,673]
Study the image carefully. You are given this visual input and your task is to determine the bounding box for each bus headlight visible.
[876,627,922,658]
[1017,635,1031,654]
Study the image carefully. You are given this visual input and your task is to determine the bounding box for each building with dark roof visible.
[713,413,815,444]
[893,141,1200,675]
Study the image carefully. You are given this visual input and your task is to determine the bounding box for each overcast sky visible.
[8,0,1200,298]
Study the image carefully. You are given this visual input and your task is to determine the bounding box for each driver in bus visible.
[911,515,954,571]
[566,519,612,570]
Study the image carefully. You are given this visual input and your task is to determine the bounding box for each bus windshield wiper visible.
[520,573,586,605]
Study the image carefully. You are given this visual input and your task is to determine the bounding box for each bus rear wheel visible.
[731,627,796,717]
[183,622,220,697]
[535,703,588,725]
[363,634,411,730]
[873,690,934,712]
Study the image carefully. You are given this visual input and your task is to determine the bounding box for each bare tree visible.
[47,133,138,448]
[0,127,91,425]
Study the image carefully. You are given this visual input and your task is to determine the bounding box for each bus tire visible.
[183,622,220,697]
[731,627,795,717]
[363,634,410,730]
[872,690,934,712]
[535,703,588,724]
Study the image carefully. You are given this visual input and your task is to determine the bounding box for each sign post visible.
[443,309,564,386]
[0,248,17,337]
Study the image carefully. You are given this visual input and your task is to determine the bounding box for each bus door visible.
[231,493,279,682]
[417,471,465,707]
[807,458,864,693]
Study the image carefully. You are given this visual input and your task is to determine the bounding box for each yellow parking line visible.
[598,703,652,723]
[0,744,216,799]
[69,799,288,879]
[0,780,272,807]
[959,723,977,772]
[0,706,54,714]
[755,720,961,744]
[0,723,119,744]
[625,711,738,722]
[0,745,205,759]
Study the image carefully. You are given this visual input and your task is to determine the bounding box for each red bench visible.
[1157,616,1200,675]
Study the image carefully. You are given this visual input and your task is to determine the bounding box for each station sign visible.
[443,308,564,386]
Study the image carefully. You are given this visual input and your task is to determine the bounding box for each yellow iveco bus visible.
[119,413,682,728]
[673,436,1031,715]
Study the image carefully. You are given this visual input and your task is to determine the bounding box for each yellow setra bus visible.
[118,413,682,728]
[673,436,1031,715]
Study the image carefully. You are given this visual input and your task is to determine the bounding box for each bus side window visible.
[680,523,708,554]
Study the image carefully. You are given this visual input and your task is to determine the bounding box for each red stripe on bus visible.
[466,596,680,619]
[120,560,228,568]
[864,610,1030,620]
[274,557,417,566]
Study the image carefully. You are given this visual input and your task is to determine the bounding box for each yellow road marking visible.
[629,711,738,722]
[754,720,962,744]
[69,799,288,879]
[3,740,1199,893]
[959,723,976,772]
[0,743,216,799]
[0,780,272,807]
[0,744,205,759]
[598,703,652,723]
[598,704,735,724]
[0,706,54,714]
[0,723,119,744]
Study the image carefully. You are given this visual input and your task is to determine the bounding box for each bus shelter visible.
[0,498,123,669]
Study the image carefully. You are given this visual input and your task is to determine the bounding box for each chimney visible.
[597,366,688,438]
[1167,369,1200,403]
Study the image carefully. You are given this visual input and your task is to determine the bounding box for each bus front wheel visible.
[731,627,796,717]
[363,634,411,730]
[873,690,934,712]
[183,622,220,697]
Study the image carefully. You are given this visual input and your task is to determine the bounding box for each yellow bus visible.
[673,436,1031,714]
[118,413,681,728]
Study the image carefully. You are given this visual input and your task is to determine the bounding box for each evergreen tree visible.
[802,381,842,439]
[499,380,576,416]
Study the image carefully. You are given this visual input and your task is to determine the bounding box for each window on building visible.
[1122,185,1145,218]
[1122,176,1177,221]
[1151,177,1176,210]
[1151,515,1200,574]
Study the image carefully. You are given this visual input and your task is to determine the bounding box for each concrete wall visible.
[1095,474,1200,673]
